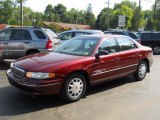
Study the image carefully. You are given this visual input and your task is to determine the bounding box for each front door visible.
[90,37,121,83]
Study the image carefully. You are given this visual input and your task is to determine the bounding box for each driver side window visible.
[97,38,118,54]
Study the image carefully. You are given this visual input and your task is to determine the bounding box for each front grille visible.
[11,66,25,78]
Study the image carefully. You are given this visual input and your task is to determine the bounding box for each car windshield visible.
[54,37,100,56]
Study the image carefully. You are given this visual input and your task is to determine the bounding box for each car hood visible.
[14,52,85,72]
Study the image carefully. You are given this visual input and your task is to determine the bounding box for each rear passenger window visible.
[141,33,152,40]
[117,37,136,51]
[10,30,32,40]
[34,30,46,39]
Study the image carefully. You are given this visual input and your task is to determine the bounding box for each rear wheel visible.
[61,73,86,102]
[153,45,160,54]
[133,61,147,81]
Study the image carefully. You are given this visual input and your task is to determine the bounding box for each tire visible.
[61,73,87,103]
[153,45,160,54]
[133,61,147,81]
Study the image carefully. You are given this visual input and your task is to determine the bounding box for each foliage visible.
[145,18,153,31]
[0,0,155,32]
[84,3,96,28]
[95,0,154,31]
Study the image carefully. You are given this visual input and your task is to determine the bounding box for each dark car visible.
[139,32,160,54]
[0,27,60,61]
[7,35,153,102]
[58,29,103,42]
[104,30,140,42]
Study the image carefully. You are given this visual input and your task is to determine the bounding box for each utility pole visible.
[106,0,110,30]
[153,0,157,30]
[20,0,23,26]
[137,0,141,31]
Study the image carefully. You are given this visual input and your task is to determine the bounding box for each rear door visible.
[7,29,32,58]
[0,29,12,58]
[116,37,140,76]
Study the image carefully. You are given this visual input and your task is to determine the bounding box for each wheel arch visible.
[26,49,40,55]
[64,70,91,88]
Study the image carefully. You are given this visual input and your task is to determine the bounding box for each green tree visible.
[95,8,113,31]
[0,0,14,24]
[44,4,54,22]
[130,7,145,31]
[113,4,134,29]
[53,4,67,22]
[145,18,153,31]
[84,3,95,28]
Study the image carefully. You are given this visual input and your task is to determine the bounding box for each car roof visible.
[104,29,134,33]
[60,29,103,34]
[74,34,127,39]
[6,26,48,30]
[140,31,160,33]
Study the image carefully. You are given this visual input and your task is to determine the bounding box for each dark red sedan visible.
[7,35,153,102]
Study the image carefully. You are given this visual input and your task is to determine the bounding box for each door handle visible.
[115,58,120,61]
[24,42,30,44]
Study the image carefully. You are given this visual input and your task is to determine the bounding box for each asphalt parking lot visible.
[0,56,160,120]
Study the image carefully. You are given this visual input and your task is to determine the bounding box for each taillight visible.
[46,40,53,49]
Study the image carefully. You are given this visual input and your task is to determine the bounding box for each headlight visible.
[26,72,55,79]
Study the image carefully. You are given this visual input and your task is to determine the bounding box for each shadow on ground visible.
[0,75,136,116]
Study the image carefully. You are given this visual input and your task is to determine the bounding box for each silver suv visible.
[0,27,60,61]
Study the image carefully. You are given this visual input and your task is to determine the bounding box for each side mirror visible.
[95,50,109,59]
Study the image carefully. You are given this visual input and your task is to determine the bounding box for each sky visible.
[25,0,155,17]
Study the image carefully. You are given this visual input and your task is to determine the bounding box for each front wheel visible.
[61,73,87,103]
[133,61,147,81]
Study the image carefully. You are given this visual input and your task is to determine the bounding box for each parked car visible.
[0,27,60,61]
[58,29,103,42]
[138,32,160,54]
[7,34,153,102]
[104,30,140,42]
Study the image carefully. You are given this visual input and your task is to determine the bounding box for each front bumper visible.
[7,69,63,96]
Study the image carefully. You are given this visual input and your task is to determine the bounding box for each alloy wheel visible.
[68,78,84,98]
[138,63,147,79]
